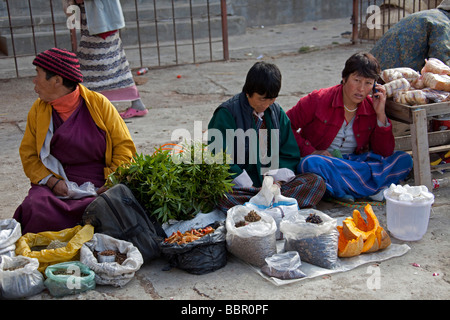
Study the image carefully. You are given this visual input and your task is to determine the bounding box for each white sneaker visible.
[368,187,387,202]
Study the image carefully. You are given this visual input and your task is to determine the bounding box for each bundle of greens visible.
[106,142,233,224]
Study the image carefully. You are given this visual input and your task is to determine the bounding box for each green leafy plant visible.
[106,142,234,224]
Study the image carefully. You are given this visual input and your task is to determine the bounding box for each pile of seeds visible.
[305,213,323,224]
[245,210,261,222]
[235,210,262,228]
[46,240,68,249]
[94,250,127,264]
[30,240,68,252]
[3,263,26,271]
[53,269,90,277]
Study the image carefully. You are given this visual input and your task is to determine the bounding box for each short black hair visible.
[342,52,380,81]
[43,67,78,91]
[242,61,282,99]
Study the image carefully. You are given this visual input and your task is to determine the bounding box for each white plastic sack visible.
[163,209,226,236]
[245,176,298,239]
[280,209,339,269]
[0,255,45,299]
[80,233,143,287]
[226,205,277,267]
[280,209,337,239]
[261,251,306,280]
[0,219,21,257]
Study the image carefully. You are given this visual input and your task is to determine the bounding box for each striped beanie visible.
[33,48,83,83]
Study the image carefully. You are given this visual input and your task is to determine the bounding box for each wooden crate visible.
[386,100,450,190]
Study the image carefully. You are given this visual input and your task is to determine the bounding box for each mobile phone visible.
[373,82,379,98]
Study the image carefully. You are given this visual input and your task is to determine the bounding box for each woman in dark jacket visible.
[208,61,326,212]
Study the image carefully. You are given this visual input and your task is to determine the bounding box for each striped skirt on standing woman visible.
[76,5,140,103]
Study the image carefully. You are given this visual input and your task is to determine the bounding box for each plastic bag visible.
[422,88,450,103]
[44,261,95,297]
[244,175,299,240]
[421,58,450,76]
[64,181,97,200]
[261,251,306,280]
[160,222,227,275]
[384,78,411,98]
[80,233,143,287]
[380,67,420,83]
[0,219,21,257]
[280,209,339,269]
[226,205,277,267]
[0,255,45,299]
[163,210,226,236]
[15,224,94,273]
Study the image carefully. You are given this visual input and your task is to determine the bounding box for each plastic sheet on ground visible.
[163,209,411,285]
[249,241,410,286]
[162,210,226,235]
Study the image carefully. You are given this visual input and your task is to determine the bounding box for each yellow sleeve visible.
[19,100,57,184]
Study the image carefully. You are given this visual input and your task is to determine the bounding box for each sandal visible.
[120,107,148,119]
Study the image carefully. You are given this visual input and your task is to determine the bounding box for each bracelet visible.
[50,178,62,191]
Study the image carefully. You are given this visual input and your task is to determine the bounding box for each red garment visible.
[286,84,395,157]
[96,30,118,40]
[50,86,82,121]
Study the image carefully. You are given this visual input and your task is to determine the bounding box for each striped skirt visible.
[216,173,326,213]
[298,151,413,199]
[77,7,139,102]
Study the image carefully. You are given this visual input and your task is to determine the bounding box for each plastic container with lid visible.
[384,188,434,241]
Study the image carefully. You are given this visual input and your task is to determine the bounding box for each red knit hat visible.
[33,48,83,83]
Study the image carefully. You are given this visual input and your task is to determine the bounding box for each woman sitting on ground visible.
[14,48,136,234]
[208,61,326,212]
[286,52,413,202]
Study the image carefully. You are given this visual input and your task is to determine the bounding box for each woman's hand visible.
[372,83,388,124]
[312,150,332,157]
[47,176,69,197]
[96,185,108,195]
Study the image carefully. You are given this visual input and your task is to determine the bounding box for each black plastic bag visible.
[83,184,166,262]
[159,222,227,275]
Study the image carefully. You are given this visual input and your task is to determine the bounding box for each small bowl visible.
[98,251,116,263]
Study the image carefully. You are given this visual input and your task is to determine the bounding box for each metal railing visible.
[351,0,442,43]
[0,0,229,79]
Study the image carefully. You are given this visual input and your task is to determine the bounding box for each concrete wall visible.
[227,0,354,27]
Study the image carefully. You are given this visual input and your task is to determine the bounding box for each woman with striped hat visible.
[13,47,136,234]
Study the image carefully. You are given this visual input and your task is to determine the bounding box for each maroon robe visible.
[14,100,106,234]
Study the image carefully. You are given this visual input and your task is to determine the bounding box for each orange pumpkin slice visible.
[376,226,391,250]
[352,209,368,231]
[343,204,381,241]
[339,204,391,256]
[362,232,377,253]
[337,226,364,257]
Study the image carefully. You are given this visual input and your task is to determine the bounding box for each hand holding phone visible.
[373,82,379,99]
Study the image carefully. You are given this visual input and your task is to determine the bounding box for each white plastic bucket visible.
[384,190,434,241]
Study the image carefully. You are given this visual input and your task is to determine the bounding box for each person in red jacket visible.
[286,52,413,202]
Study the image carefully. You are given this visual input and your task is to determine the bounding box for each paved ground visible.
[0,18,449,305]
